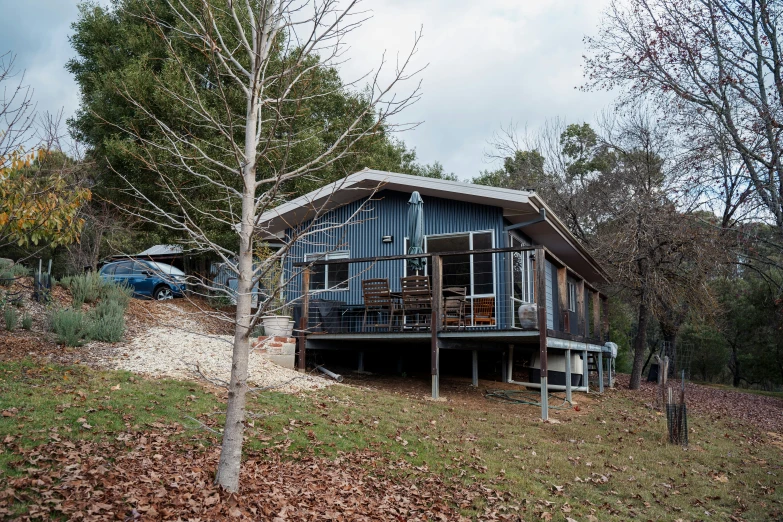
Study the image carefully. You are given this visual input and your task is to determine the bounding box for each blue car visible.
[99,260,187,300]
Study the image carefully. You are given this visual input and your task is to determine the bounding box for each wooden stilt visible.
[358,351,365,373]
[535,246,549,421]
[431,255,442,400]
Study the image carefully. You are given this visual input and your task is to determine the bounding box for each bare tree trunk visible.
[629,299,650,389]
[215,81,260,492]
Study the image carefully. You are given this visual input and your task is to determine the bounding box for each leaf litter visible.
[0,423,523,521]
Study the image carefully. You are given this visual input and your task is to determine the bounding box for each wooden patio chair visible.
[472,297,496,326]
[443,286,467,329]
[400,275,432,330]
[362,278,400,331]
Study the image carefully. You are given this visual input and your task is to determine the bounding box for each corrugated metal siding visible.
[545,260,554,330]
[284,190,508,324]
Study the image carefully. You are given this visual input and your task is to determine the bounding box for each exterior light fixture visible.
[382,235,393,243]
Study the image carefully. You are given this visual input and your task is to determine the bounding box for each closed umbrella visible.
[407,191,425,273]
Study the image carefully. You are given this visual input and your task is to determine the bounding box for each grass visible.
[0,361,780,521]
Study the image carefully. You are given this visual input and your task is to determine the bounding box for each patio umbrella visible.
[407,191,425,273]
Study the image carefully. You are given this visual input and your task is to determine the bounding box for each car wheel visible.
[154,286,174,300]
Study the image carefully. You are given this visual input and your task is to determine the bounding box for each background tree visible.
[68,0,444,253]
[583,0,783,234]
[0,55,90,255]
[70,0,424,492]
[478,109,721,389]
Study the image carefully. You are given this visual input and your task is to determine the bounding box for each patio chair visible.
[362,278,400,331]
[472,297,496,326]
[400,275,432,330]
[443,286,467,329]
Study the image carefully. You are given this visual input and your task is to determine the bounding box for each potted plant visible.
[257,244,294,338]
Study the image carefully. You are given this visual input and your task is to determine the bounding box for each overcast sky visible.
[0,0,615,180]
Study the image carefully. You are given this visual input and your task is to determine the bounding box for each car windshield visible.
[145,261,185,276]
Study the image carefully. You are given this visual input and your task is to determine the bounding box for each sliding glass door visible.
[425,231,496,326]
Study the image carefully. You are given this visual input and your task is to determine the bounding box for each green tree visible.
[68,0,445,250]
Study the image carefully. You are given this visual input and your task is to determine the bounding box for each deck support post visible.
[472,350,478,387]
[598,351,604,393]
[298,268,310,372]
[358,351,365,373]
[506,345,514,383]
[583,350,589,393]
[565,348,572,404]
[609,356,614,388]
[535,246,549,421]
[431,255,443,400]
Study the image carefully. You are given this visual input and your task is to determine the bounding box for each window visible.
[113,262,133,276]
[510,234,534,304]
[567,281,577,312]
[305,251,349,291]
[422,231,495,297]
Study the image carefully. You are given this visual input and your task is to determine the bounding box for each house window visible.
[567,281,577,312]
[305,251,349,291]
[421,231,495,297]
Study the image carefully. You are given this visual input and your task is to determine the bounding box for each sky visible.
[0,0,615,180]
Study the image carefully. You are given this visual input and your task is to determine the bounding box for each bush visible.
[89,313,125,342]
[100,281,133,308]
[0,271,13,287]
[49,308,89,346]
[67,272,104,306]
[3,307,18,331]
[21,313,32,330]
[12,264,30,277]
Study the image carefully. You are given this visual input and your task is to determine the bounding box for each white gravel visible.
[111,319,329,393]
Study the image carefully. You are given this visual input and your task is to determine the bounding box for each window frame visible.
[567,281,577,312]
[403,230,496,298]
[304,250,350,292]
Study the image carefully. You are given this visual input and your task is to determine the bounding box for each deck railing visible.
[291,245,609,370]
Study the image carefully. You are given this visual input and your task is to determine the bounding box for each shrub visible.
[100,281,133,308]
[68,273,104,306]
[89,312,125,342]
[3,307,18,331]
[12,264,30,277]
[21,313,32,330]
[49,308,89,346]
[0,271,13,287]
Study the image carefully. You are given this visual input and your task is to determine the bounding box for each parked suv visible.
[99,260,187,300]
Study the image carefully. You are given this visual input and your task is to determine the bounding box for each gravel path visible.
[111,315,329,393]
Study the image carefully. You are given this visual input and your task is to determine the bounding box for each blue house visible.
[258,169,613,415]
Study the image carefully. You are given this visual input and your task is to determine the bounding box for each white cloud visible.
[1,0,616,178]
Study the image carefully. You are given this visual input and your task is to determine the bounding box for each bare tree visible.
[584,0,783,232]
[99,0,423,491]
[0,52,35,167]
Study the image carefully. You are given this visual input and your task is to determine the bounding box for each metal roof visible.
[137,245,183,257]
[257,169,608,284]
